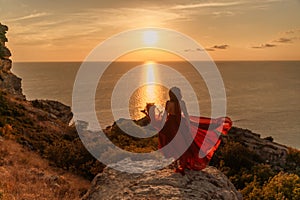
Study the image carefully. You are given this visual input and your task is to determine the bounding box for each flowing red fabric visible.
[152,114,232,170]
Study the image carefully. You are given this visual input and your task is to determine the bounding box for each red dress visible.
[156,113,232,170]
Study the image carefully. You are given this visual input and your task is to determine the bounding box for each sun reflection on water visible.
[145,61,157,103]
[129,61,168,119]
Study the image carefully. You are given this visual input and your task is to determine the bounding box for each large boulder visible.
[82,159,242,200]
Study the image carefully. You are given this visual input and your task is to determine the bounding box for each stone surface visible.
[82,159,242,200]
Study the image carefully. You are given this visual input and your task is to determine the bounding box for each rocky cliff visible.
[31,99,73,124]
[82,159,242,200]
[0,58,24,100]
[0,23,24,100]
[0,23,11,58]
[0,23,72,121]
[225,127,289,167]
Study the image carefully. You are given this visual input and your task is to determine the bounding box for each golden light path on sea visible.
[144,61,157,104]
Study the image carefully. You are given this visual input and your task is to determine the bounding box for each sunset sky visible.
[1,0,300,61]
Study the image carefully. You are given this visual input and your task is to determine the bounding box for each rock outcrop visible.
[0,23,11,59]
[82,159,242,200]
[31,99,73,124]
[0,59,24,100]
[0,23,24,99]
[0,23,73,122]
[226,127,288,167]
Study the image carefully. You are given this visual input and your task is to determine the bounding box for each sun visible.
[143,30,158,45]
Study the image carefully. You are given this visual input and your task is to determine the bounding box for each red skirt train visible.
[156,115,232,170]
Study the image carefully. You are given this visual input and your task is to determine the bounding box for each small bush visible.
[261,172,300,200]
[285,147,300,176]
[244,172,300,200]
[211,141,262,174]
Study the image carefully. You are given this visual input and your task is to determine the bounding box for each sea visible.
[12,61,300,149]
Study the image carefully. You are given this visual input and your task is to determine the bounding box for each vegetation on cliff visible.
[0,138,90,200]
[1,89,299,199]
[0,91,104,180]
[210,129,300,199]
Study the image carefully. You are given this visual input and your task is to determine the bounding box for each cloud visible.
[272,29,300,43]
[213,11,235,17]
[172,1,243,9]
[205,48,215,51]
[184,45,229,52]
[172,0,282,10]
[264,43,276,47]
[273,37,292,43]
[252,43,277,49]
[7,7,186,48]
[285,29,300,34]
[184,48,205,52]
[212,44,229,49]
[6,12,49,22]
[70,7,186,28]
[252,28,299,49]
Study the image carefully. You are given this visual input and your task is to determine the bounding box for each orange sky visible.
[1,0,300,61]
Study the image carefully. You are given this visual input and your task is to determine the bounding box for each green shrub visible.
[252,164,275,185]
[244,172,300,200]
[285,148,300,176]
[211,141,262,173]
[261,172,300,200]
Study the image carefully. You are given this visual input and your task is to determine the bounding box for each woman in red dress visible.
[151,87,232,175]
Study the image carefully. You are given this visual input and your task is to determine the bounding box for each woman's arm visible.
[180,100,189,119]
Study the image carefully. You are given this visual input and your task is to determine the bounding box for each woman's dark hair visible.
[169,87,182,102]
[169,87,182,117]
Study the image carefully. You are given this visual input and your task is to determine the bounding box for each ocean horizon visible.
[12,60,300,149]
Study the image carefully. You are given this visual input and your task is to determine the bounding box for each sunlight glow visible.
[146,61,155,84]
[144,61,157,103]
[143,31,158,45]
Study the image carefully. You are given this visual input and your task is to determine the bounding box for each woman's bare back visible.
[166,101,177,115]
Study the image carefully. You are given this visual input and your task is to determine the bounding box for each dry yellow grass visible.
[0,137,90,200]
